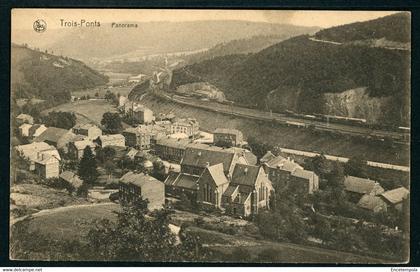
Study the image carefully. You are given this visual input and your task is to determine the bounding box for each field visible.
[10,183,90,219]
[140,95,409,166]
[23,203,120,243]
[41,99,118,126]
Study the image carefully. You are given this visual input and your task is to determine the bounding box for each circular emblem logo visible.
[33,19,47,33]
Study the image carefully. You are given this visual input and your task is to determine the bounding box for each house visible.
[16,142,61,171]
[59,171,83,191]
[96,134,125,148]
[263,155,303,189]
[68,139,96,160]
[180,145,241,177]
[380,187,409,212]
[28,124,47,138]
[213,128,244,147]
[123,125,167,150]
[289,168,319,195]
[260,151,277,164]
[170,118,199,137]
[34,153,60,179]
[197,163,230,209]
[19,123,33,137]
[222,164,273,217]
[72,123,102,140]
[164,172,200,199]
[125,102,155,124]
[119,172,165,211]
[34,127,79,151]
[16,113,34,125]
[154,138,192,163]
[344,176,385,202]
[227,147,258,166]
[357,195,388,213]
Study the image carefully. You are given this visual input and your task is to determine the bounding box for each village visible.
[12,87,410,250]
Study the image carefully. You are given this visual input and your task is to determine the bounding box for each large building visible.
[196,163,230,209]
[123,125,167,150]
[124,102,155,124]
[96,134,126,148]
[344,176,385,203]
[222,164,274,217]
[15,142,61,171]
[170,118,199,138]
[154,138,192,163]
[34,153,60,179]
[72,123,102,140]
[213,128,244,147]
[119,172,165,211]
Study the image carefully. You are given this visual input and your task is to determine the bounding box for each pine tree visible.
[77,146,98,185]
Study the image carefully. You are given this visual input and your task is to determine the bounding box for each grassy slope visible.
[140,95,409,166]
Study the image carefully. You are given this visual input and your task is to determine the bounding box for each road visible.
[158,92,408,143]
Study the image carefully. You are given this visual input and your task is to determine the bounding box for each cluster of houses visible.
[14,100,409,219]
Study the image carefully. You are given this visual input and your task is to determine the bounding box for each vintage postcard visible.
[10,9,410,263]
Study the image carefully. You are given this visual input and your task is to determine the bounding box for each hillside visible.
[12,21,319,62]
[11,44,108,105]
[170,13,410,126]
[182,34,312,65]
[314,12,410,43]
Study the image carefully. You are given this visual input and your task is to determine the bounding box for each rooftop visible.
[120,171,161,188]
[34,127,71,144]
[344,176,384,195]
[231,164,261,187]
[380,187,409,204]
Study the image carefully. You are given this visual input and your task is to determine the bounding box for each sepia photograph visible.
[9,8,411,263]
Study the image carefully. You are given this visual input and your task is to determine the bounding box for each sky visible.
[12,9,401,30]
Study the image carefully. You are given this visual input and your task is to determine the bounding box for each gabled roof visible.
[164,172,199,190]
[202,163,229,186]
[223,184,239,198]
[292,168,317,180]
[181,145,236,172]
[120,171,161,187]
[380,187,409,204]
[60,171,83,188]
[231,164,261,187]
[16,113,33,120]
[265,156,303,172]
[34,127,70,144]
[156,137,192,149]
[357,194,387,212]
[260,151,277,164]
[16,142,57,161]
[99,134,125,141]
[73,139,95,150]
[228,147,258,165]
[344,176,384,195]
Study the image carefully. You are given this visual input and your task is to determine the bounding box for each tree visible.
[310,154,331,178]
[101,112,122,133]
[42,111,77,129]
[104,90,118,105]
[77,146,98,185]
[151,160,166,181]
[345,155,368,178]
[87,198,207,261]
[104,160,116,180]
[96,146,116,164]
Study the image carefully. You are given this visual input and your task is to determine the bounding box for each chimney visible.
[205,162,210,167]
[244,167,248,174]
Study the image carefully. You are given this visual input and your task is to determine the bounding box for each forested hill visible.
[183,32,318,65]
[314,12,410,43]
[170,13,410,126]
[11,44,108,105]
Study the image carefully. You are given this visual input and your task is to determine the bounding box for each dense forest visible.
[170,13,410,126]
[314,12,411,43]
